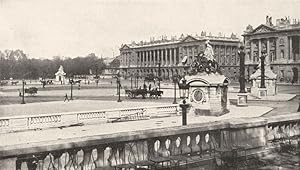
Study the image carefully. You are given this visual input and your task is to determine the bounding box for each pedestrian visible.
[298,98,300,112]
[78,84,81,90]
[64,93,69,102]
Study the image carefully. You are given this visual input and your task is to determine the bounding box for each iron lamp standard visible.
[178,77,190,126]
[172,75,178,104]
[260,52,266,88]
[157,59,161,91]
[21,79,25,104]
[117,74,122,102]
[238,46,246,93]
[130,74,133,89]
[70,78,74,100]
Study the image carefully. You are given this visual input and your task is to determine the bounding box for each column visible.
[250,40,253,62]
[141,51,144,66]
[153,50,158,66]
[258,39,262,62]
[192,46,195,62]
[146,51,149,66]
[173,48,177,66]
[166,49,169,66]
[168,48,174,66]
[224,46,227,65]
[289,37,292,60]
[267,39,270,63]
[149,50,152,66]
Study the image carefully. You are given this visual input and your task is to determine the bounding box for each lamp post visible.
[130,74,133,89]
[238,46,246,93]
[178,77,190,126]
[117,74,122,102]
[158,59,161,91]
[70,78,74,100]
[21,79,25,104]
[260,52,266,88]
[172,75,178,104]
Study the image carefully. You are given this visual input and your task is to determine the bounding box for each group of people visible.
[139,83,158,91]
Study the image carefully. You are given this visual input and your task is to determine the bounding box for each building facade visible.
[118,34,240,81]
[243,16,300,83]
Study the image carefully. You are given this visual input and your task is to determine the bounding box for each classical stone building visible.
[243,16,300,83]
[118,34,240,81]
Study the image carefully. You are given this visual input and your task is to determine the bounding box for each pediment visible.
[120,44,131,50]
[181,35,198,43]
[252,24,276,34]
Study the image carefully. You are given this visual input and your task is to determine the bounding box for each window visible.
[280,50,284,58]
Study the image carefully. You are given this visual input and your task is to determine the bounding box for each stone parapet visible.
[0,104,179,133]
[0,113,299,169]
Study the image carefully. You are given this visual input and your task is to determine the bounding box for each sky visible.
[0,0,299,59]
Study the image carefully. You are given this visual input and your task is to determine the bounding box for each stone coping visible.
[0,102,178,120]
[0,100,178,119]
[1,111,298,159]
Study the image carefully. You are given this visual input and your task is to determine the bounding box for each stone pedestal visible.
[237,93,248,107]
[186,73,229,117]
[250,66,277,97]
[258,88,267,98]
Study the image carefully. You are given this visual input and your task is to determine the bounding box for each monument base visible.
[258,88,267,98]
[193,108,229,117]
[237,93,248,107]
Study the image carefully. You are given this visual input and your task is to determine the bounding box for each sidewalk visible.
[0,105,272,148]
[0,100,170,118]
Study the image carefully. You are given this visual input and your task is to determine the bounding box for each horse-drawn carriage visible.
[24,87,38,96]
[125,88,163,99]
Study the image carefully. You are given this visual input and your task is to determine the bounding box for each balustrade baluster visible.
[147,138,156,159]
[65,149,80,169]
[169,136,179,156]
[190,133,200,154]
[80,148,93,170]
[94,146,107,168]
[157,137,170,157]
[180,135,191,155]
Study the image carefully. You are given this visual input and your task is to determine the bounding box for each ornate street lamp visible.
[172,74,179,104]
[238,46,246,93]
[117,73,122,102]
[21,79,25,104]
[260,52,266,89]
[178,77,190,126]
[178,77,189,99]
[157,59,161,91]
[69,77,74,100]
[130,74,133,89]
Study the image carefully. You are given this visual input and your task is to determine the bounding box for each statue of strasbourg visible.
[188,40,221,75]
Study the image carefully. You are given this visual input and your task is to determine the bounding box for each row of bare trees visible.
[0,50,107,80]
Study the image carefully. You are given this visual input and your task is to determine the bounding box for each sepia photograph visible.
[0,0,299,169]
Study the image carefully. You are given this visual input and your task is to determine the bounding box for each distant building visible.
[118,34,240,81]
[243,16,300,83]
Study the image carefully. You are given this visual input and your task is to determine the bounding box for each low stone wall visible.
[0,112,299,170]
[0,104,179,133]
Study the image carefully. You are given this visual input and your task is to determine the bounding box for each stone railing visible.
[0,104,178,133]
[0,113,299,170]
[266,113,300,143]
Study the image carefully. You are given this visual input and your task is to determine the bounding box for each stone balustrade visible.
[0,104,178,133]
[0,112,299,170]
